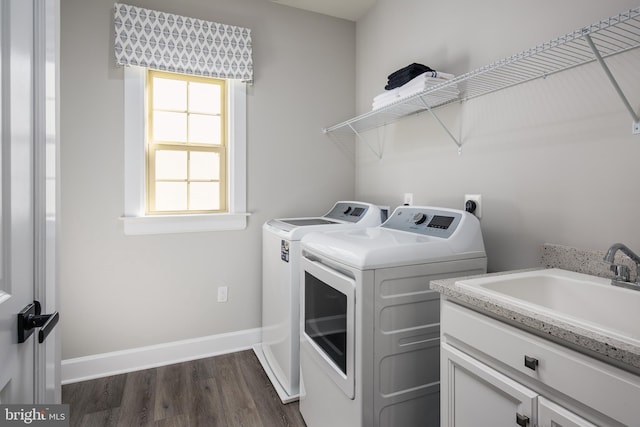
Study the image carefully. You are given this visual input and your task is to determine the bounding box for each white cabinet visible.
[442,343,537,427]
[442,343,597,427]
[538,397,597,427]
[440,299,640,427]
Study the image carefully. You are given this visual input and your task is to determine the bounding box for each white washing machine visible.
[299,206,487,427]
[253,201,388,403]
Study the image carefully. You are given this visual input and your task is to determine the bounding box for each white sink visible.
[455,268,640,344]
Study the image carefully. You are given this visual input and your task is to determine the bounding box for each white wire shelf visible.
[323,7,640,136]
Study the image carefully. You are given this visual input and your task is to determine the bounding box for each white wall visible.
[60,0,356,359]
[355,0,640,272]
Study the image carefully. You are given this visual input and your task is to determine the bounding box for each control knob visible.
[413,213,427,225]
[343,206,352,215]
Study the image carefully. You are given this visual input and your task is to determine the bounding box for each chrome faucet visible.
[603,243,640,290]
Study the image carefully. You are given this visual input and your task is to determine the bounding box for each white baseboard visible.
[61,327,261,385]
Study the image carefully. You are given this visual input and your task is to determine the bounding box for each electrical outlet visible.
[217,286,228,303]
[403,193,413,206]
[464,194,482,219]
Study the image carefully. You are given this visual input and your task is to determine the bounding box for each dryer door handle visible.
[303,257,355,282]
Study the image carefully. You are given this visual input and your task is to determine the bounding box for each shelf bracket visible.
[583,32,640,135]
[348,123,383,159]
[418,97,463,152]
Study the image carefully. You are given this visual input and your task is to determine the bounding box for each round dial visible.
[413,213,427,225]
[343,206,352,215]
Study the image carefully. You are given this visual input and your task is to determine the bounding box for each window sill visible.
[120,212,250,235]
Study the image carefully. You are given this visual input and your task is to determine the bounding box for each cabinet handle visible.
[524,355,539,371]
[516,413,530,427]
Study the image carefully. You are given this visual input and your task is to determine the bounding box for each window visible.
[122,66,248,235]
[146,70,227,214]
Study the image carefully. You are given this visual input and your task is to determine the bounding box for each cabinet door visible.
[441,343,538,427]
[538,397,597,427]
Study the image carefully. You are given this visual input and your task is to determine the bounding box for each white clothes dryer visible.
[299,206,487,427]
[253,201,388,403]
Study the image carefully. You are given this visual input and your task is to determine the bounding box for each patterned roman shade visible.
[114,3,253,81]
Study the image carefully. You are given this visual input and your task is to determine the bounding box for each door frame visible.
[33,0,60,404]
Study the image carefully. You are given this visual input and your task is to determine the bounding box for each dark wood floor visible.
[62,350,307,427]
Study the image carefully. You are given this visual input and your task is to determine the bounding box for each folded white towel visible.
[400,72,454,89]
[372,88,400,103]
[419,70,455,80]
[371,88,402,109]
[372,98,400,109]
[398,75,458,98]
[371,71,457,110]
[402,74,450,88]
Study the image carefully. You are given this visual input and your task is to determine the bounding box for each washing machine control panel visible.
[325,202,378,223]
[382,206,464,238]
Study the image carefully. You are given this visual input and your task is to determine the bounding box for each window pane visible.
[190,151,219,180]
[155,182,187,211]
[153,77,187,111]
[190,182,220,211]
[189,82,220,114]
[156,150,187,180]
[154,111,187,142]
[189,114,221,144]
[145,71,229,215]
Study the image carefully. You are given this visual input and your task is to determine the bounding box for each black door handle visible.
[17,300,59,343]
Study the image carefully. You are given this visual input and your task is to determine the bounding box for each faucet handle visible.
[610,264,630,282]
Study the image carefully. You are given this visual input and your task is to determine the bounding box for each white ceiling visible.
[270,0,375,21]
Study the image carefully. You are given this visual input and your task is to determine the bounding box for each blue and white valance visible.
[114,3,253,81]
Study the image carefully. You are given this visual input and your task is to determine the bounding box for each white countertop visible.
[430,268,640,375]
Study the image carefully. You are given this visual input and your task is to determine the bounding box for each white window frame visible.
[121,66,249,235]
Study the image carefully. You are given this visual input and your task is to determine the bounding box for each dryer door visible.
[301,256,355,399]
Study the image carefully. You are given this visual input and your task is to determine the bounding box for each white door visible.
[0,0,59,404]
[538,397,598,427]
[441,343,538,427]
